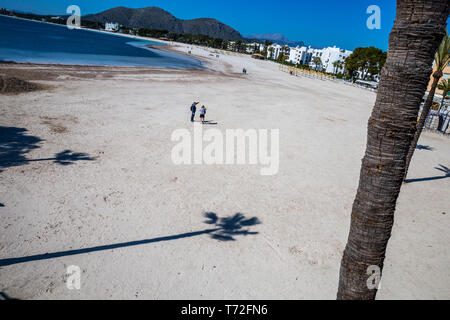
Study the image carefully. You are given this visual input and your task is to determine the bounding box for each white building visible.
[227,41,236,51]
[308,48,325,70]
[319,46,353,74]
[288,46,313,65]
[105,22,119,32]
[288,45,352,73]
[267,44,282,59]
[246,42,265,54]
[281,45,290,58]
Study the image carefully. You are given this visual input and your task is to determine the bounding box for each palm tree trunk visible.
[337,0,449,300]
[404,74,441,180]
[440,90,447,112]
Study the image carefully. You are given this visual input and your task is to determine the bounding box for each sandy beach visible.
[1,43,449,299]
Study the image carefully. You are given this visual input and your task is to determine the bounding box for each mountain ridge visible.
[84,6,244,41]
[246,33,305,47]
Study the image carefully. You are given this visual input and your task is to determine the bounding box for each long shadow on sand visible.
[405,164,450,183]
[0,292,20,300]
[416,144,434,151]
[202,120,218,125]
[193,120,218,125]
[0,126,95,172]
[0,212,261,267]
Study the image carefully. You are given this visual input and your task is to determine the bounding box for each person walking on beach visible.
[199,105,207,124]
[190,102,199,122]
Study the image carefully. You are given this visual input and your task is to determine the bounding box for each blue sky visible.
[1,0,442,51]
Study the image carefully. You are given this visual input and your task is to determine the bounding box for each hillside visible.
[247,33,304,46]
[84,7,244,41]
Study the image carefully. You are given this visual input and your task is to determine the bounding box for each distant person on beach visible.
[190,102,199,122]
[199,105,207,123]
[243,68,247,74]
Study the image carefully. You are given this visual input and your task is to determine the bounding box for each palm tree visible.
[235,40,243,52]
[313,56,322,71]
[268,47,274,59]
[333,60,343,74]
[437,78,450,112]
[404,33,450,180]
[332,61,339,73]
[337,0,449,300]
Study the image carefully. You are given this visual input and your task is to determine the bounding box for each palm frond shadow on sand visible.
[0,126,95,172]
[405,164,450,183]
[0,212,261,267]
[204,212,260,241]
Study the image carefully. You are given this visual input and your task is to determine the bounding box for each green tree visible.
[312,56,322,71]
[337,0,449,300]
[277,46,289,62]
[345,47,387,81]
[222,40,229,50]
[264,40,273,47]
[235,40,243,52]
[268,47,275,59]
[212,38,223,49]
[333,60,343,74]
[404,33,450,180]
[262,40,273,56]
[437,78,450,111]
[168,33,178,41]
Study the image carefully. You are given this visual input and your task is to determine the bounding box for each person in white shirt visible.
[199,105,207,124]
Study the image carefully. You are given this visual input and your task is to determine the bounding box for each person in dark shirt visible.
[190,102,199,122]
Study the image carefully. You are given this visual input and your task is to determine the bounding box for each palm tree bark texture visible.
[337,0,449,300]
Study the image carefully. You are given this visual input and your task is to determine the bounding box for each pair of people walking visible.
[190,102,207,123]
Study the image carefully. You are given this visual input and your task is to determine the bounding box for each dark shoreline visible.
[145,44,209,68]
[0,60,204,70]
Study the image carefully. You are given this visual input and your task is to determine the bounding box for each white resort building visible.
[288,46,312,65]
[266,44,283,59]
[105,22,120,32]
[319,46,353,74]
[308,48,325,69]
[246,43,265,54]
[239,41,353,75]
[287,45,352,74]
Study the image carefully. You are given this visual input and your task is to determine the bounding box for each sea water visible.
[0,15,203,68]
